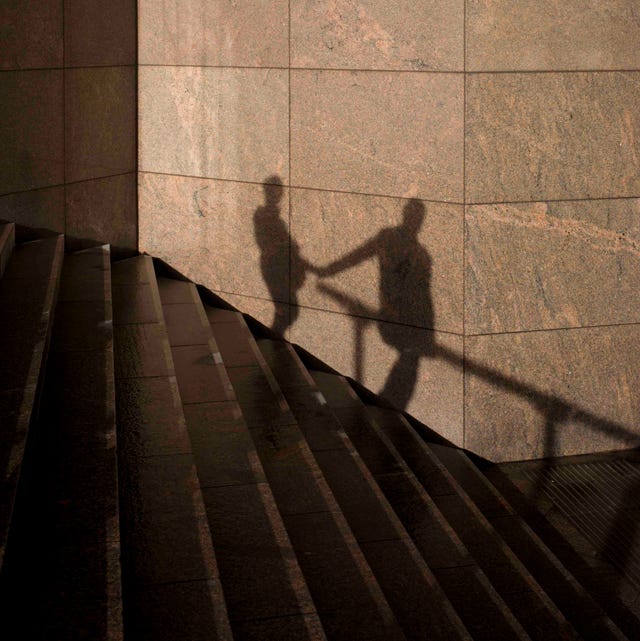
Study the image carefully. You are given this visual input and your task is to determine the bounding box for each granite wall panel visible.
[465,325,640,461]
[139,0,289,67]
[0,3,137,250]
[139,66,289,184]
[66,173,137,252]
[0,70,64,195]
[291,0,463,71]
[290,306,464,445]
[466,199,640,334]
[139,172,290,305]
[136,2,640,460]
[466,72,640,203]
[291,188,463,333]
[291,70,463,201]
[467,0,640,71]
[0,186,65,234]
[65,66,136,183]
[65,0,136,67]
[0,0,62,70]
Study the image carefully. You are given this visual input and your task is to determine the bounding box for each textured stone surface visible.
[139,0,288,67]
[291,0,463,71]
[0,187,64,233]
[66,173,137,251]
[290,306,464,445]
[466,199,640,334]
[466,72,640,203]
[0,70,63,194]
[213,293,292,339]
[139,66,289,183]
[65,0,136,66]
[139,173,290,301]
[134,2,640,466]
[464,325,640,462]
[291,70,463,201]
[0,0,62,69]
[65,67,136,182]
[467,0,640,71]
[291,188,463,333]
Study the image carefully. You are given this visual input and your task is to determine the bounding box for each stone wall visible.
[138,1,640,460]
[463,1,640,460]
[0,1,137,253]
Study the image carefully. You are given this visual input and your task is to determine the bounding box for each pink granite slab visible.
[139,66,289,184]
[291,70,463,202]
[467,0,640,71]
[291,187,463,333]
[139,0,288,67]
[466,72,640,203]
[291,0,463,71]
[465,198,640,334]
[464,324,640,462]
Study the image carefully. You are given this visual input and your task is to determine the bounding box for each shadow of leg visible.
[379,350,420,411]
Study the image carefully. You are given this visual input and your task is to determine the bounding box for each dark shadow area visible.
[0,287,114,639]
[313,198,435,410]
[253,175,310,336]
[155,257,289,342]
[245,183,640,601]
[0,2,137,253]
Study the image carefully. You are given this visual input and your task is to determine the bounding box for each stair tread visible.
[310,369,536,641]
[1,245,123,640]
[365,404,626,641]
[158,278,324,639]
[112,260,232,641]
[485,464,640,640]
[428,441,629,641]
[0,235,64,569]
[0,222,633,638]
[256,340,473,641]
[210,318,407,641]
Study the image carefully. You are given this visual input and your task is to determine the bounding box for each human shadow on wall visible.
[249,182,640,601]
[253,175,310,336]
[313,199,435,411]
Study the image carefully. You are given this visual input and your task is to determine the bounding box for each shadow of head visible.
[402,199,426,236]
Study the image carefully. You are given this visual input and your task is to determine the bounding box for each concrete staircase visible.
[0,222,638,640]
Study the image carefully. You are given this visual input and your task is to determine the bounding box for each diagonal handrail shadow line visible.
[436,344,637,445]
[317,280,640,599]
[318,281,637,446]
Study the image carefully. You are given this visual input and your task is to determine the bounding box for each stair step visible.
[350,390,592,640]
[112,258,232,641]
[0,234,64,569]
[0,222,15,279]
[157,277,324,639]
[485,462,640,640]
[310,370,539,641]
[208,312,407,641]
[366,404,627,641]
[425,441,629,641]
[368,398,624,639]
[257,339,473,641]
[1,245,123,640]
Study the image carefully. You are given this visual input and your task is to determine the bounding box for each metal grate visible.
[524,459,640,589]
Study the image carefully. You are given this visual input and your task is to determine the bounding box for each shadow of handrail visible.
[315,279,640,597]
[317,281,638,452]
